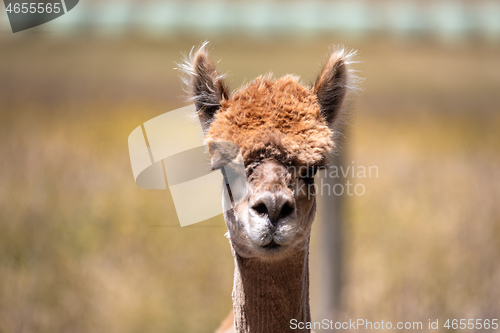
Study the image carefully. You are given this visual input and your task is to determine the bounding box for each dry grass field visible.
[0,35,499,332]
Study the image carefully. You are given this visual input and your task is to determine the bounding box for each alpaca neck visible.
[231,244,311,333]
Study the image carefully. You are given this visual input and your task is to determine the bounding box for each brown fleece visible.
[205,75,334,167]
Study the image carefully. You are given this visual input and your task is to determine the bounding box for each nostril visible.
[251,193,295,223]
[252,202,268,217]
[279,202,295,220]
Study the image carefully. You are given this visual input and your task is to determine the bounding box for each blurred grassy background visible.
[0,34,499,333]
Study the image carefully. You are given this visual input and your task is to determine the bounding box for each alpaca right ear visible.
[313,48,356,126]
[180,43,229,132]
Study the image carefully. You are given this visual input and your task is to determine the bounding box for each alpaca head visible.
[181,43,354,261]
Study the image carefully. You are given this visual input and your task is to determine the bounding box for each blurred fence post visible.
[314,145,346,329]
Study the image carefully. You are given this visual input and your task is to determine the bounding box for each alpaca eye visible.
[300,167,317,183]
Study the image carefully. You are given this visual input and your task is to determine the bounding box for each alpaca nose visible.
[251,192,295,226]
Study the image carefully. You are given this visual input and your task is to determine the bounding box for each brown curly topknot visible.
[206,75,334,166]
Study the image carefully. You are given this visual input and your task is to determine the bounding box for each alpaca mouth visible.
[262,240,281,249]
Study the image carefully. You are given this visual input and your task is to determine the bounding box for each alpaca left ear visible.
[313,49,353,126]
[182,43,229,132]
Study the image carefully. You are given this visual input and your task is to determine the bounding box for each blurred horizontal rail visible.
[1,0,499,41]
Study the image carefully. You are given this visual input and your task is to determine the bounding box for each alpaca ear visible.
[183,43,229,132]
[313,49,353,126]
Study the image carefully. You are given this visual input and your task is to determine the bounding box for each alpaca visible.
[180,43,356,333]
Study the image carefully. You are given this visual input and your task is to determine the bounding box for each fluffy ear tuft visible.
[313,47,357,126]
[178,42,229,132]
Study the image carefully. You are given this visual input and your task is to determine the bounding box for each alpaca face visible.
[220,157,318,260]
[181,43,353,260]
